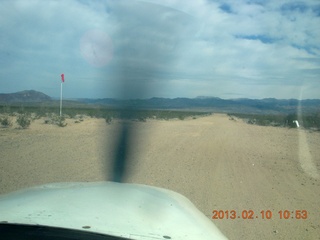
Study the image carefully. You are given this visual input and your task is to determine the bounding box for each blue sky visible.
[0,0,319,99]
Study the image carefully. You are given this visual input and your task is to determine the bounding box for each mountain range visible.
[1,90,320,114]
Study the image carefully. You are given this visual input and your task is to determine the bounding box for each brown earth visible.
[0,114,319,239]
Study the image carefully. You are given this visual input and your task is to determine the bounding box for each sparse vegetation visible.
[43,114,67,127]
[16,114,31,129]
[0,115,13,128]
[0,104,211,129]
[0,104,210,120]
[2,103,319,131]
[138,116,146,122]
[45,114,67,127]
[56,116,67,127]
[228,113,320,130]
[105,116,112,124]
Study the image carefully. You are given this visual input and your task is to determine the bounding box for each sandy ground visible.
[0,114,319,239]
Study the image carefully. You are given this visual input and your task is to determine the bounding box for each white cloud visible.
[0,0,319,99]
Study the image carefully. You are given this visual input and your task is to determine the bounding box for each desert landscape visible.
[0,114,319,239]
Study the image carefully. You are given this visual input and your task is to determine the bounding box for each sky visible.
[0,0,319,99]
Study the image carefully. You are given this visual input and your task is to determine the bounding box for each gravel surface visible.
[0,114,319,239]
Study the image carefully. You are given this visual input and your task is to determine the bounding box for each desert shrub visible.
[138,116,146,122]
[231,112,320,130]
[44,114,67,127]
[75,115,85,121]
[57,117,67,127]
[247,119,254,124]
[0,115,13,128]
[44,113,56,124]
[105,116,112,124]
[16,114,31,129]
[29,113,41,121]
[178,115,185,120]
[300,115,320,129]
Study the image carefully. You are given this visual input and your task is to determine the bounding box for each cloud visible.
[0,0,319,99]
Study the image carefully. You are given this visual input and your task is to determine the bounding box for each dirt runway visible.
[0,114,319,239]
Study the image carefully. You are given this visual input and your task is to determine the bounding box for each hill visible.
[0,90,51,103]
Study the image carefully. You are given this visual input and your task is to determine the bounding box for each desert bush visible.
[178,115,185,120]
[0,115,13,128]
[74,114,84,121]
[230,112,320,130]
[138,116,146,122]
[56,117,67,127]
[43,114,67,127]
[16,114,31,129]
[44,113,56,124]
[29,113,41,121]
[52,115,67,127]
[247,119,256,124]
[105,116,112,124]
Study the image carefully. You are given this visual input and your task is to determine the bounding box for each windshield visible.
[0,0,319,239]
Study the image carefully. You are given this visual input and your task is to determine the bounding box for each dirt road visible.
[0,114,319,239]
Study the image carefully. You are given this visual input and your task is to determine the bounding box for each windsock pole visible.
[60,73,64,117]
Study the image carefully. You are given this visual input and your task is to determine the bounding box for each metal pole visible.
[60,82,63,117]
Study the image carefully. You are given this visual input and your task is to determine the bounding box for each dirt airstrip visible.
[0,114,319,239]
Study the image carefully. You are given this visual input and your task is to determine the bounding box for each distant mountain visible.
[1,90,319,114]
[0,90,51,103]
[76,96,320,114]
